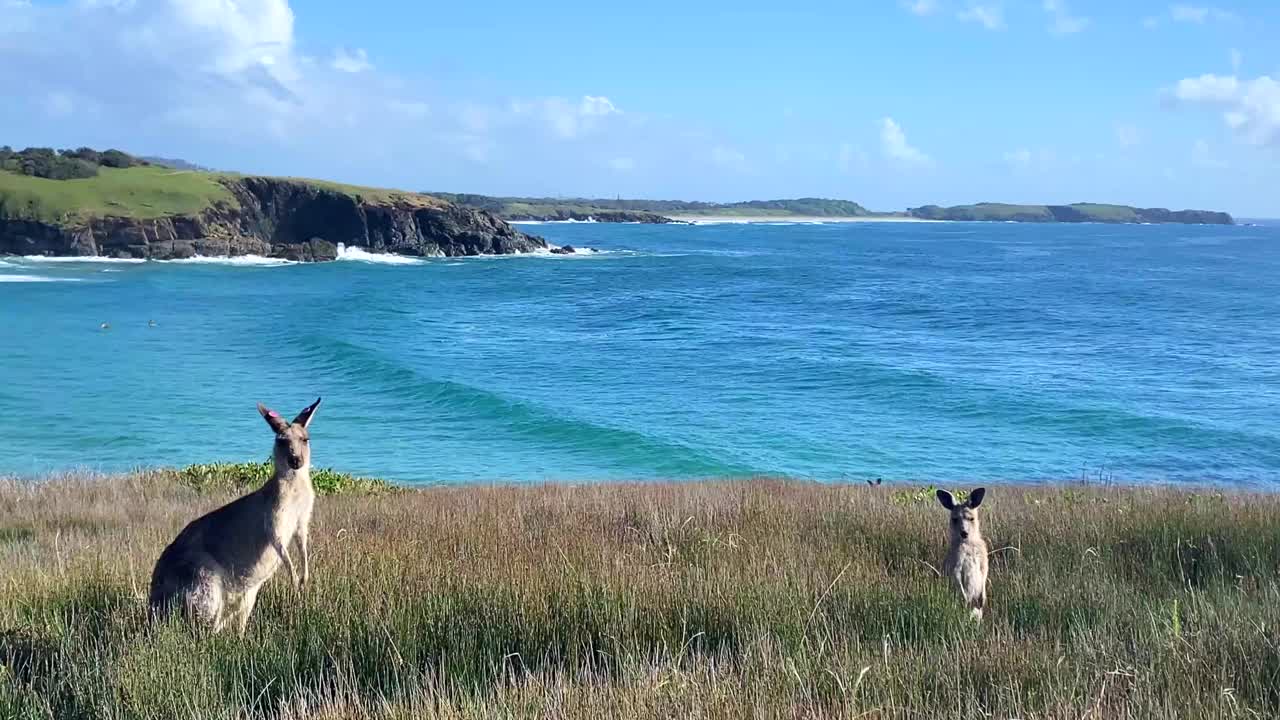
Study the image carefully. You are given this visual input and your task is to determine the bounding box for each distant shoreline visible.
[665,214,942,224]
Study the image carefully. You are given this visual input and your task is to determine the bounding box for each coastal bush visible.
[0,477,1276,718]
[173,460,395,496]
[0,145,148,182]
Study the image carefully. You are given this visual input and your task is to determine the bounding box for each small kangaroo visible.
[149,398,322,634]
[936,487,988,622]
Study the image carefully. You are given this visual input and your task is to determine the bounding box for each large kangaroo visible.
[149,398,322,634]
[936,487,989,622]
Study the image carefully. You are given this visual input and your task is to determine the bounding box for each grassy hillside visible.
[430,193,872,219]
[0,166,238,223]
[909,202,1234,224]
[0,163,443,225]
[0,472,1276,718]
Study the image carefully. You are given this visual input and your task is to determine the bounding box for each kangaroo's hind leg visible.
[231,584,264,636]
[183,566,227,632]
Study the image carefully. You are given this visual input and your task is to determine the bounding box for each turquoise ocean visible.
[1,220,1278,486]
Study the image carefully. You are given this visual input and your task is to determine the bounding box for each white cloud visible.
[880,117,933,168]
[508,95,622,139]
[903,0,939,16]
[1174,74,1240,103]
[1172,73,1280,146]
[1169,4,1236,23]
[331,47,372,73]
[958,4,1005,30]
[1115,123,1142,148]
[1043,0,1088,34]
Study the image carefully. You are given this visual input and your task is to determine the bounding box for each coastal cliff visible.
[0,166,546,260]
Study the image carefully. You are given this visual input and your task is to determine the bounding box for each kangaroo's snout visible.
[287,453,304,470]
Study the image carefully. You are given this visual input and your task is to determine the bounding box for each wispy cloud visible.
[837,142,869,173]
[958,3,1005,30]
[1115,123,1142,148]
[1191,139,1227,168]
[710,145,750,174]
[880,118,933,168]
[1169,4,1236,23]
[903,0,940,16]
[1043,0,1089,34]
[330,47,372,73]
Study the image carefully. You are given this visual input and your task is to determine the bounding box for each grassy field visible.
[0,166,238,223]
[0,168,444,224]
[0,471,1277,719]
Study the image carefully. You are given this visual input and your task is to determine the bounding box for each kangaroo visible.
[936,487,988,622]
[149,398,322,634]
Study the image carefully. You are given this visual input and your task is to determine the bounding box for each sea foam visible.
[0,274,84,283]
[159,255,297,267]
[336,244,425,265]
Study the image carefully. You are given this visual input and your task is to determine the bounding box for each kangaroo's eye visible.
[302,438,309,444]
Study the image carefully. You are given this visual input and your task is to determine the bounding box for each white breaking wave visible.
[159,255,297,267]
[18,255,146,264]
[0,274,84,283]
[335,244,425,265]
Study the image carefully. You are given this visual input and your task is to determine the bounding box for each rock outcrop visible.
[0,177,547,260]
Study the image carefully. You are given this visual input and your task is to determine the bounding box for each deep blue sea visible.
[2,220,1278,486]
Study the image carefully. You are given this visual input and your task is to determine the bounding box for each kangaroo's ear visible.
[936,489,957,510]
[258,403,290,434]
[967,487,987,509]
[292,397,322,428]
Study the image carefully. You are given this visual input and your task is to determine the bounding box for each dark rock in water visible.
[0,177,547,261]
[550,245,576,255]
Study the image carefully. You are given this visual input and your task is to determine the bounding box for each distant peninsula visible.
[0,146,545,261]
[427,193,1235,226]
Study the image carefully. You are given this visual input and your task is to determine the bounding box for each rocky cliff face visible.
[0,177,547,260]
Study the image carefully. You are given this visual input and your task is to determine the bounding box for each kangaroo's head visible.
[258,398,322,472]
[936,487,986,543]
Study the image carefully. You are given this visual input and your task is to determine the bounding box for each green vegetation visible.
[0,473,1276,718]
[171,461,396,496]
[429,193,872,220]
[0,146,148,182]
[0,145,442,225]
[909,202,1234,225]
[0,165,239,223]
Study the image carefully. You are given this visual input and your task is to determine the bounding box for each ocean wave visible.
[16,255,146,264]
[0,274,84,283]
[293,337,754,477]
[159,255,297,267]
[335,244,425,265]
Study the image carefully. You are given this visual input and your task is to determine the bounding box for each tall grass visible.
[0,473,1276,718]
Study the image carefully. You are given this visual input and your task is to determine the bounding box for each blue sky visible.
[2,1,1278,215]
